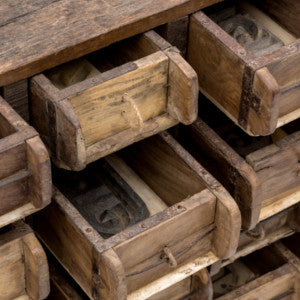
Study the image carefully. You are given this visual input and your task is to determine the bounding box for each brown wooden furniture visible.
[34,131,240,299]
[211,239,300,299]
[30,31,198,171]
[0,221,50,300]
[187,0,300,135]
[0,96,51,228]
[176,98,300,230]
[0,0,222,86]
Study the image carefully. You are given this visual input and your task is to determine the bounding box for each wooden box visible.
[0,221,50,300]
[176,98,300,230]
[0,96,51,228]
[34,132,240,299]
[187,0,300,135]
[211,239,300,299]
[30,31,198,171]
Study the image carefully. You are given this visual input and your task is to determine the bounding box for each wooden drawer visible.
[187,0,300,136]
[33,132,240,299]
[48,254,212,300]
[176,97,300,230]
[0,96,51,228]
[0,221,50,300]
[30,31,198,171]
[211,239,300,299]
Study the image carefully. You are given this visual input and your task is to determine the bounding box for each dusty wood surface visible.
[35,132,240,299]
[30,31,197,170]
[0,96,51,228]
[180,104,300,229]
[0,0,221,86]
[214,241,300,299]
[187,1,300,135]
[0,222,50,300]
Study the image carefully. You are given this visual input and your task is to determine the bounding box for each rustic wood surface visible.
[0,96,51,228]
[187,1,300,135]
[0,222,50,300]
[30,31,197,170]
[0,0,221,86]
[34,131,240,299]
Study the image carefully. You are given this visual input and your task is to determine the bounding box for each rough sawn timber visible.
[0,0,221,86]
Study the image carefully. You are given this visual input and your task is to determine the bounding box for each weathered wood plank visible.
[0,0,221,86]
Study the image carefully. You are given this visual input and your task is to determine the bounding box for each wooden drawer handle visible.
[245,223,265,240]
[122,94,144,131]
[161,246,177,268]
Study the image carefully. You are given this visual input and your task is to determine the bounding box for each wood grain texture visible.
[0,222,49,300]
[0,96,51,228]
[30,31,198,170]
[178,118,262,230]
[0,0,221,86]
[253,0,300,37]
[35,132,240,299]
[181,112,300,227]
[188,3,300,136]
[216,241,300,299]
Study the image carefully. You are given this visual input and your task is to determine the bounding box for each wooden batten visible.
[30,31,198,170]
[0,97,51,228]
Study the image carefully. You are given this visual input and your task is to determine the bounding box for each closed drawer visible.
[0,221,50,300]
[176,98,300,229]
[0,97,51,228]
[211,239,300,299]
[34,132,240,299]
[187,0,300,136]
[30,31,198,171]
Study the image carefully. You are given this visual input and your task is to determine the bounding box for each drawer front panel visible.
[0,142,26,180]
[113,190,216,293]
[246,132,300,205]
[70,52,168,146]
[0,238,26,299]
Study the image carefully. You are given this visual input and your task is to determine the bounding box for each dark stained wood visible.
[0,0,221,86]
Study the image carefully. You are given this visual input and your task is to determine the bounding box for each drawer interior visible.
[53,132,208,238]
[119,134,207,206]
[212,244,287,298]
[52,159,151,239]
[0,113,16,139]
[204,0,298,58]
[45,34,161,90]
[282,233,300,258]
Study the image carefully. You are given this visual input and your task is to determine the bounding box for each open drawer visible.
[175,97,300,230]
[30,30,198,171]
[0,221,50,300]
[211,239,300,299]
[33,132,240,299]
[0,96,51,228]
[187,0,300,136]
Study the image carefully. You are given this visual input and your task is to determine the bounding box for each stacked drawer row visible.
[0,0,299,299]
